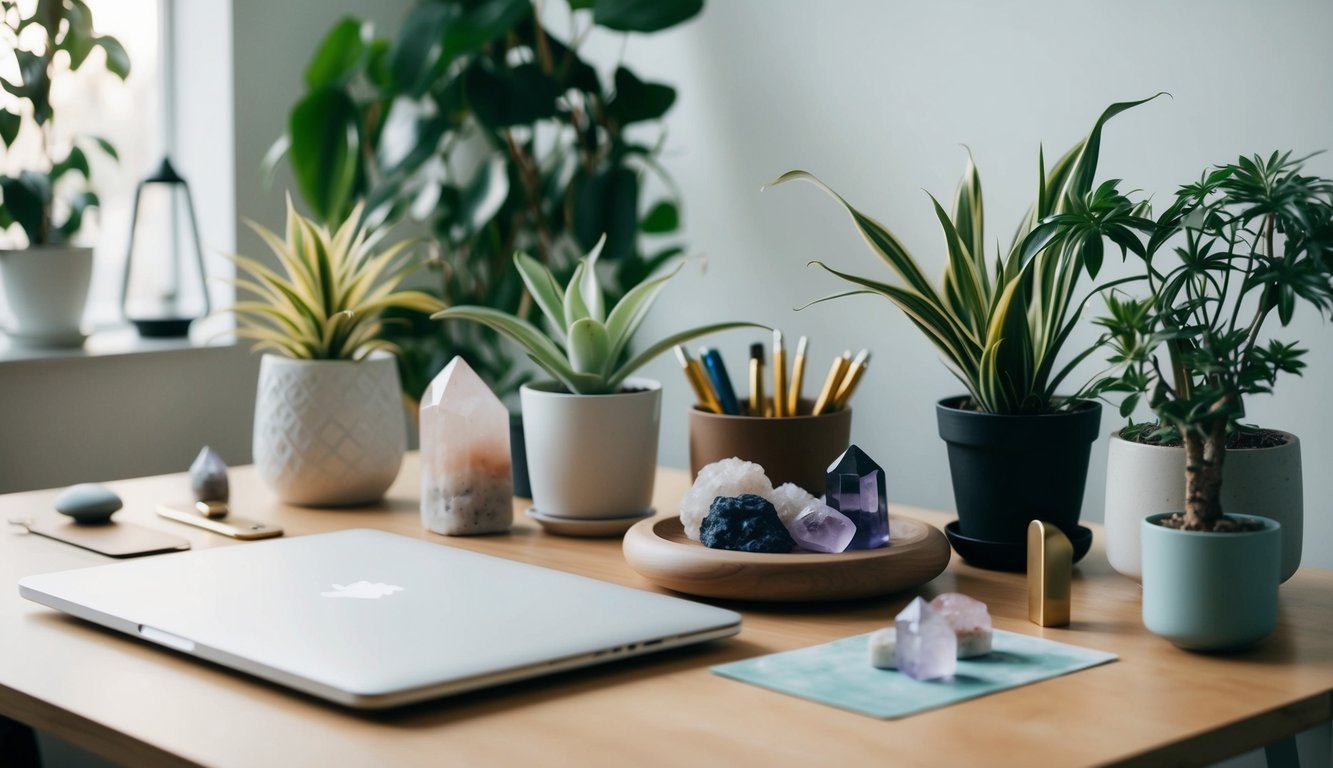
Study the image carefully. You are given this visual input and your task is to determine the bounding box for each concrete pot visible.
[520,379,660,519]
[1141,512,1281,651]
[0,246,93,348]
[1104,430,1302,582]
[253,355,406,506]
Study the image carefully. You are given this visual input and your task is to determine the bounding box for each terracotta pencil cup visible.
[688,401,852,495]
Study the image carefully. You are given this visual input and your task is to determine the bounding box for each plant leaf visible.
[305,17,368,90]
[567,317,610,375]
[609,321,765,390]
[592,0,703,32]
[513,251,568,341]
[289,88,359,224]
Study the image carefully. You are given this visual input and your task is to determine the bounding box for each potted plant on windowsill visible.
[767,97,1160,569]
[231,198,443,507]
[1093,152,1333,649]
[0,0,128,347]
[434,238,758,522]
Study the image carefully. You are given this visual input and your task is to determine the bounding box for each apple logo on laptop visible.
[321,581,404,600]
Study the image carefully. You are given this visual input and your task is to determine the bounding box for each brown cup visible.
[687,400,852,495]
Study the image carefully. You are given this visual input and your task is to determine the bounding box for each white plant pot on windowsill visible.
[0,246,93,348]
[253,354,406,507]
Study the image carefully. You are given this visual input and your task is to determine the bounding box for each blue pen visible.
[700,347,741,415]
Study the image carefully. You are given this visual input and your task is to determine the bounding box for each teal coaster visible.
[712,629,1116,719]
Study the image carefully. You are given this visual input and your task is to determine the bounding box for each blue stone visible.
[825,445,889,549]
[699,494,795,553]
[54,483,123,524]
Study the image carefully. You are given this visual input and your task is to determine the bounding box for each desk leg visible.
[1264,736,1299,768]
[0,714,39,768]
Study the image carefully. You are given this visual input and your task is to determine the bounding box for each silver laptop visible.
[18,528,741,709]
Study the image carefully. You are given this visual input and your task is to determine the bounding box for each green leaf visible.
[389,3,452,95]
[95,35,130,79]
[581,235,607,323]
[593,0,703,32]
[444,0,531,61]
[607,66,676,125]
[288,87,360,224]
[0,110,19,147]
[610,321,765,390]
[90,135,119,161]
[563,261,592,328]
[465,61,560,128]
[603,167,639,261]
[567,317,610,375]
[431,305,598,393]
[459,155,509,234]
[0,172,51,245]
[51,146,89,181]
[513,251,567,339]
[56,190,99,242]
[305,18,369,89]
[13,49,50,124]
[640,200,679,233]
[603,260,683,366]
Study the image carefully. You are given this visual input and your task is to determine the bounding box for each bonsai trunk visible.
[1181,419,1226,530]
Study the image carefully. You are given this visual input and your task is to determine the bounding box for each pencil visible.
[772,330,787,418]
[749,343,766,417]
[832,349,870,409]
[812,351,851,416]
[787,335,808,415]
[675,346,723,414]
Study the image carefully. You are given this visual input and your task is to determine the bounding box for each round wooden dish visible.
[622,516,951,602]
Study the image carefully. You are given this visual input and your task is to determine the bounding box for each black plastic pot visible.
[510,413,532,499]
[936,396,1101,546]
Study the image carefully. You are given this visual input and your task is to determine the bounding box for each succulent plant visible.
[433,238,760,395]
[230,197,443,360]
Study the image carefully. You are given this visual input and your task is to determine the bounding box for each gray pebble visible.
[54,483,123,524]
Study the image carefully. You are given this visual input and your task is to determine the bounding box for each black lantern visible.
[121,156,209,337]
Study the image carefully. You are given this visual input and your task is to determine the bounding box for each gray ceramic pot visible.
[1141,512,1280,651]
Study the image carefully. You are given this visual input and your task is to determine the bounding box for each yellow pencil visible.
[772,330,787,418]
[812,351,851,416]
[675,346,722,414]
[787,335,808,416]
[832,349,870,409]
[749,343,766,417]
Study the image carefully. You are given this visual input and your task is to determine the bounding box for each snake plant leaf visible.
[609,321,767,391]
[513,251,567,340]
[1063,94,1168,208]
[602,261,684,369]
[563,261,592,330]
[581,235,607,323]
[929,192,986,337]
[766,170,940,301]
[953,150,987,294]
[567,317,610,375]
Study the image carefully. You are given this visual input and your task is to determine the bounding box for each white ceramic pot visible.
[253,355,406,506]
[520,379,661,519]
[0,246,93,348]
[1104,430,1302,583]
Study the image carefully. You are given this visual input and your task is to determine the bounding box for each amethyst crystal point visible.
[190,446,229,502]
[894,597,957,681]
[825,444,888,550]
[788,501,855,553]
[420,356,513,535]
[700,494,795,553]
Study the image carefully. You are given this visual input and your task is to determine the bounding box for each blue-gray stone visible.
[190,446,230,502]
[699,494,795,553]
[54,483,123,524]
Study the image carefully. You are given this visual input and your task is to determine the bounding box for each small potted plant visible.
[768,97,1159,569]
[434,238,758,521]
[0,0,127,347]
[232,198,443,506]
[1093,152,1333,649]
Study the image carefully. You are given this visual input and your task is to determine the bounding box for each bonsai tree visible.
[434,237,759,394]
[273,0,704,399]
[1094,152,1333,530]
[0,0,128,246]
[766,97,1160,415]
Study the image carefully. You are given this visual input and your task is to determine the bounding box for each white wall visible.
[559,0,1333,570]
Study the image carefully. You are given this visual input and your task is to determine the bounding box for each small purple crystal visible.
[894,597,957,680]
[787,501,855,553]
[825,445,888,550]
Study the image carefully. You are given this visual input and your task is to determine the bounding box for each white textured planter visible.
[1104,430,1302,583]
[253,355,406,506]
[0,246,93,348]
[520,379,661,519]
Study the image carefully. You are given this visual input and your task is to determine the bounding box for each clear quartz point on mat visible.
[894,597,957,680]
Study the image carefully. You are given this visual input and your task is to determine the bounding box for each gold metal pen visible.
[772,330,787,418]
[675,346,723,414]
[787,335,808,416]
[812,351,851,416]
[832,349,870,409]
[749,343,766,417]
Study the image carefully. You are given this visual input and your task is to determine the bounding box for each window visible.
[0,0,162,328]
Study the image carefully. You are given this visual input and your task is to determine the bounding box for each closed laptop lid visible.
[18,529,741,707]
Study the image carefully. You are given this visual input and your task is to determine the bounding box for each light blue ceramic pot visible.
[1141,513,1281,651]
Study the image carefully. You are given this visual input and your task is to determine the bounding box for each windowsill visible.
[0,323,238,365]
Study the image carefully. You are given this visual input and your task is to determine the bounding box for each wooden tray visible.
[622,515,951,602]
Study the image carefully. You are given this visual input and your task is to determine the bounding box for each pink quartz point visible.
[930,592,994,658]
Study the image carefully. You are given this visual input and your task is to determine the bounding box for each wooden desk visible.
[2,456,1331,767]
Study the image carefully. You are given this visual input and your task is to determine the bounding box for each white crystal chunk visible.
[420,356,513,535]
[679,458,774,541]
[868,626,897,669]
[770,482,816,526]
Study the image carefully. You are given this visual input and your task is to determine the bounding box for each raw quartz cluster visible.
[869,593,994,680]
[420,357,513,536]
[679,458,856,553]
